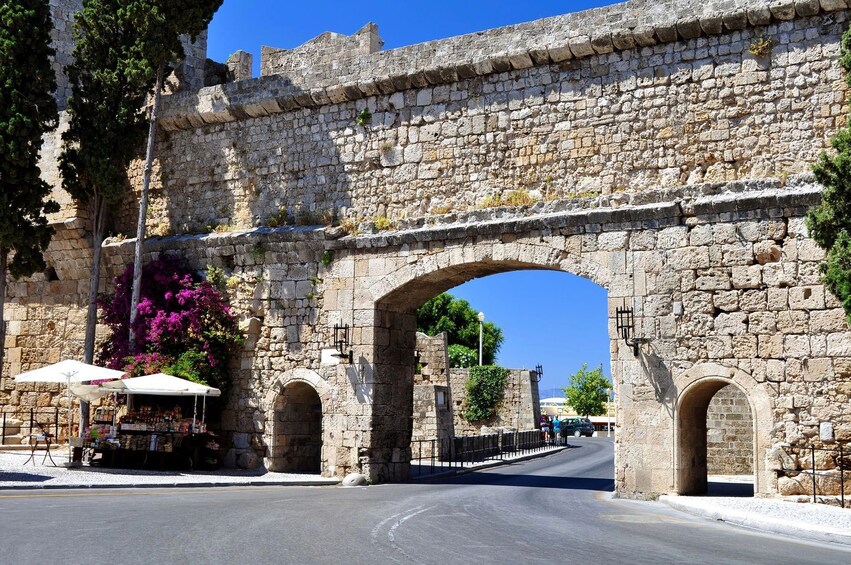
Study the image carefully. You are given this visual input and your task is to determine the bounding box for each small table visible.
[23,433,57,466]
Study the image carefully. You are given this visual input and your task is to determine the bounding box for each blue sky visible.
[207,1,619,397]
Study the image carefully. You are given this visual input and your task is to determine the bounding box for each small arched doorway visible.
[677,378,754,495]
[273,382,323,473]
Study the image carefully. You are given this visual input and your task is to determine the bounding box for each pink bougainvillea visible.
[97,256,242,391]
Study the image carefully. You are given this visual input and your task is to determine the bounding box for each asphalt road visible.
[0,438,848,564]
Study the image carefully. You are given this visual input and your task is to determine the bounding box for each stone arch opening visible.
[706,384,754,479]
[363,257,612,482]
[677,378,755,495]
[272,381,323,473]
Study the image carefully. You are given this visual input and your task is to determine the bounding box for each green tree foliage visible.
[463,365,508,422]
[128,0,223,351]
[808,24,851,324]
[59,0,223,367]
[0,0,60,376]
[563,364,611,417]
[447,344,477,368]
[417,293,504,366]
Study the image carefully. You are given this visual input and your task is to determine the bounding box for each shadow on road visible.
[428,471,614,491]
[0,471,52,483]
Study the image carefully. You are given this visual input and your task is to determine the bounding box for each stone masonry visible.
[5,0,851,497]
[449,368,542,436]
[707,384,754,475]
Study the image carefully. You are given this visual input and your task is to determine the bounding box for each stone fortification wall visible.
[260,23,382,81]
[449,368,540,435]
[411,333,454,454]
[130,0,848,240]
[707,384,754,475]
[411,384,453,457]
[7,0,851,491]
[414,332,449,386]
[49,0,83,110]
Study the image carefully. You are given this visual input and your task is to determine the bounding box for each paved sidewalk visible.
[0,450,338,489]
[660,495,851,548]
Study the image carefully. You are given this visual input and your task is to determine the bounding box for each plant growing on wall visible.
[562,364,611,417]
[463,365,508,422]
[355,108,372,127]
[97,256,242,393]
[808,23,851,323]
[0,0,60,380]
[748,35,775,58]
[448,344,477,368]
[417,293,504,366]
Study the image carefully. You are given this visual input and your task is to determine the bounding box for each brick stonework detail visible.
[707,384,754,475]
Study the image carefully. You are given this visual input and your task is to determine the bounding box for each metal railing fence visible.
[411,429,568,478]
[1,407,67,445]
[790,443,849,508]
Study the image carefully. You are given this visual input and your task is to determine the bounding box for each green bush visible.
[463,365,508,422]
[448,344,477,368]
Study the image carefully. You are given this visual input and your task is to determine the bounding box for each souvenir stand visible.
[71,373,221,471]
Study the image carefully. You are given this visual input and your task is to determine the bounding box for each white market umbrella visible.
[100,373,220,397]
[71,373,220,431]
[15,360,127,462]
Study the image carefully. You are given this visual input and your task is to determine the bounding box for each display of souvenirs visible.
[119,406,189,432]
[83,402,219,470]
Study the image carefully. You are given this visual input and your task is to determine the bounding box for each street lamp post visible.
[477,312,484,366]
[606,387,612,438]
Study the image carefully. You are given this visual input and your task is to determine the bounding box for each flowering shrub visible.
[98,256,242,392]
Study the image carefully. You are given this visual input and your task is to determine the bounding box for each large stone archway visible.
[673,363,773,496]
[346,250,616,482]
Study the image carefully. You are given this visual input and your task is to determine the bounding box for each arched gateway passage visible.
[363,256,614,482]
[271,381,323,473]
[262,368,333,475]
[674,364,773,496]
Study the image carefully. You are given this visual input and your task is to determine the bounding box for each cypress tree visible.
[60,0,222,365]
[60,0,222,436]
[808,26,851,322]
[0,0,60,377]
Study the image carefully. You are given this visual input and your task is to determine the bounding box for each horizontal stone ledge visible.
[159,1,851,131]
[327,202,683,251]
[690,185,822,216]
[103,225,327,253]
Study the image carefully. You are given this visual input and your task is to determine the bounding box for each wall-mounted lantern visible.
[615,306,650,357]
[534,364,543,382]
[332,323,353,364]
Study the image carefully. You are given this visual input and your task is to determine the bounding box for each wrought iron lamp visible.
[332,323,353,364]
[615,306,650,356]
[534,364,543,382]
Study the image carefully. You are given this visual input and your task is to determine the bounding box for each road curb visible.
[0,479,340,491]
[659,495,851,548]
[2,446,570,490]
